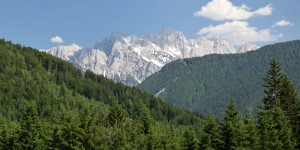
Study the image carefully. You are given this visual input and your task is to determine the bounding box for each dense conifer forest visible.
[0,39,299,149]
[138,40,300,118]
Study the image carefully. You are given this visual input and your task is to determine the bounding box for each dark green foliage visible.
[0,116,19,149]
[258,108,295,150]
[262,58,284,110]
[138,105,153,135]
[221,100,243,150]
[257,59,298,150]
[279,75,298,115]
[181,129,198,150]
[79,106,95,149]
[278,75,300,144]
[15,104,42,150]
[138,40,300,118]
[0,39,300,149]
[241,112,259,149]
[200,114,223,150]
[262,59,300,148]
[0,39,203,149]
[108,100,125,128]
[296,102,300,149]
[60,113,84,149]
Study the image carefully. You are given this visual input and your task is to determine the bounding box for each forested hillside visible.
[0,39,299,149]
[138,40,300,118]
[0,39,203,149]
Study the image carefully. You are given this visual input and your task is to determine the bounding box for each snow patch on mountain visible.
[239,43,259,53]
[41,44,82,60]
[42,29,258,85]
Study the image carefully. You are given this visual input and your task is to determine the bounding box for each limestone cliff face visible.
[42,29,257,85]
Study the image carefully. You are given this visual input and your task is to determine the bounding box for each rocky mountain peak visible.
[42,29,258,85]
[94,32,127,55]
[41,43,82,60]
[239,43,259,53]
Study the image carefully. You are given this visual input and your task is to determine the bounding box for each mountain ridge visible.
[137,40,300,118]
[42,29,258,85]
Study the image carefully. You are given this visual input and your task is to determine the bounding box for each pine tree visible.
[221,100,242,150]
[110,128,127,150]
[258,107,295,150]
[15,104,42,149]
[181,129,198,150]
[278,75,300,139]
[165,124,179,149]
[241,112,258,149]
[79,106,95,149]
[258,59,297,149]
[138,105,153,135]
[108,100,125,128]
[60,115,84,150]
[0,116,18,149]
[48,125,64,149]
[200,114,222,150]
[262,58,284,110]
[295,102,300,149]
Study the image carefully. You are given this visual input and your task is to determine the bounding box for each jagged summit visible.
[42,29,258,85]
[239,43,259,53]
[41,43,82,60]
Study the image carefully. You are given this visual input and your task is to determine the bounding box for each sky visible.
[0,0,299,49]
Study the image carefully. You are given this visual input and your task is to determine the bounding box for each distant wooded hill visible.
[0,39,203,149]
[138,40,300,118]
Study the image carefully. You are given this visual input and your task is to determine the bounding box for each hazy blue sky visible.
[1,0,299,49]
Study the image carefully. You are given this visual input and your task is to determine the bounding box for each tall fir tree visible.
[295,102,300,149]
[108,99,125,128]
[79,106,95,149]
[262,58,284,110]
[60,113,84,150]
[258,107,295,150]
[200,114,223,150]
[278,75,298,117]
[15,104,42,149]
[221,100,243,150]
[0,116,18,149]
[138,105,153,135]
[241,112,259,149]
[278,74,300,144]
[181,129,198,150]
[262,59,300,148]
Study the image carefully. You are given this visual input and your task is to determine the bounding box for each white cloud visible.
[198,21,282,45]
[272,20,294,27]
[50,36,63,43]
[194,0,272,21]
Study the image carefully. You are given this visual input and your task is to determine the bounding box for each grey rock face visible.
[42,29,258,85]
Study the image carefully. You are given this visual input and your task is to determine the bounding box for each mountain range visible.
[42,28,258,85]
[138,40,300,118]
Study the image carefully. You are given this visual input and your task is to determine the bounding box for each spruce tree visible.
[0,116,18,149]
[79,106,95,149]
[258,59,297,150]
[108,100,125,128]
[15,105,41,149]
[262,58,284,110]
[291,99,300,149]
[221,100,242,150]
[241,112,258,149]
[278,75,300,137]
[60,114,84,150]
[48,125,64,149]
[200,114,222,150]
[138,105,153,135]
[258,107,295,150]
[181,129,198,150]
